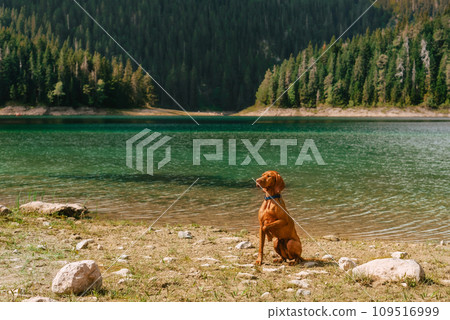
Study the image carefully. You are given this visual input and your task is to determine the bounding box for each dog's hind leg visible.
[272,238,287,263]
[286,239,303,265]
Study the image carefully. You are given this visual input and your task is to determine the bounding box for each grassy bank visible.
[0,210,449,302]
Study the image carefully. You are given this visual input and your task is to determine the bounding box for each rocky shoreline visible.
[0,202,449,302]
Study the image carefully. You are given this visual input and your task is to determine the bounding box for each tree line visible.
[0,0,391,110]
[255,11,449,109]
[0,9,157,108]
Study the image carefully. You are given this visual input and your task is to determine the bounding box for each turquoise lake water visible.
[0,116,449,241]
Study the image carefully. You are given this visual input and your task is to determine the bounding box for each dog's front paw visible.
[254,259,262,266]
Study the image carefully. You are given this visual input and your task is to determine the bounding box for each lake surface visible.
[0,116,449,241]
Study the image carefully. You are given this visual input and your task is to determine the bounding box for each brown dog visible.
[255,170,302,265]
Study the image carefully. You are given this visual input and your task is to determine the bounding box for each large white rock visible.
[0,205,11,215]
[22,296,56,302]
[20,201,88,218]
[352,258,425,282]
[235,241,254,249]
[339,257,357,271]
[52,260,102,295]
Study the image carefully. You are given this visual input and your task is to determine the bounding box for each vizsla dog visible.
[255,170,302,265]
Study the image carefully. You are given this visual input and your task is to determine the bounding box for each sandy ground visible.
[0,210,449,302]
[0,106,222,116]
[1,105,448,117]
[235,105,450,118]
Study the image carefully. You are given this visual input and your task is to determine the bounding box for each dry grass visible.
[0,210,449,302]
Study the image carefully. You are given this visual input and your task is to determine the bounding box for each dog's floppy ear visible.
[274,172,285,194]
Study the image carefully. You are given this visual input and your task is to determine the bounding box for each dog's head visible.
[256,170,285,194]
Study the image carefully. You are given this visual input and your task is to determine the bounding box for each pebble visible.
[178,231,193,239]
[369,245,376,249]
[162,257,177,263]
[296,289,311,296]
[322,235,340,241]
[117,259,128,264]
[260,292,272,300]
[195,257,220,264]
[217,237,242,244]
[235,241,254,249]
[338,257,357,271]
[304,261,318,268]
[262,266,285,273]
[76,239,94,250]
[237,272,257,280]
[118,278,134,284]
[200,263,211,267]
[112,268,132,277]
[13,249,18,254]
[288,279,311,288]
[391,252,408,259]
[36,244,47,250]
[322,254,333,261]
[97,244,103,250]
[119,254,130,260]
[440,280,450,286]
[117,246,124,250]
[43,221,50,227]
[146,245,156,249]
[284,288,295,293]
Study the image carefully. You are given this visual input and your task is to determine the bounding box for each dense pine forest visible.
[255,10,449,109]
[0,0,391,110]
[0,0,448,110]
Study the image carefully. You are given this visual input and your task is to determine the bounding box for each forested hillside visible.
[0,0,391,110]
[0,9,156,108]
[254,10,449,109]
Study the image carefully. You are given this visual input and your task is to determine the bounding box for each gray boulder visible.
[20,201,88,218]
[352,258,425,282]
[52,260,102,295]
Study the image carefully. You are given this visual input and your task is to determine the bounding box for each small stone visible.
[195,257,220,264]
[322,254,333,261]
[200,263,210,267]
[237,272,257,280]
[235,241,254,249]
[284,288,295,293]
[218,237,242,244]
[43,221,50,227]
[440,279,450,286]
[178,231,193,239]
[119,254,129,260]
[97,244,103,250]
[117,259,128,264]
[117,246,124,250]
[118,278,134,284]
[288,279,310,288]
[162,257,177,263]
[304,261,318,268]
[36,244,47,250]
[292,270,328,278]
[369,245,376,249]
[235,263,255,268]
[13,249,18,254]
[76,239,94,250]
[112,268,132,277]
[296,289,311,296]
[323,235,340,241]
[262,265,285,273]
[260,292,272,300]
[338,257,357,271]
[439,240,449,246]
[22,296,56,302]
[401,282,407,287]
[145,245,156,249]
[391,252,408,259]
